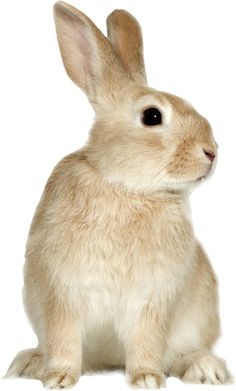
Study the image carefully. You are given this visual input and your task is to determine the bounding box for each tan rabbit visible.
[7,1,232,389]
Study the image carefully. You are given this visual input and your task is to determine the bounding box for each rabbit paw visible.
[130,372,166,389]
[182,353,233,385]
[42,370,79,389]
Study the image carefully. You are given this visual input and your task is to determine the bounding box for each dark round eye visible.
[142,107,162,126]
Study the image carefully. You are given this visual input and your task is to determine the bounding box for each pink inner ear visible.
[78,31,91,66]
[74,21,97,75]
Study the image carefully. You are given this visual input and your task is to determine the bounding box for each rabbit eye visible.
[142,107,162,126]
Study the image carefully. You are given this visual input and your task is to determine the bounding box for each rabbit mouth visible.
[188,175,207,184]
[196,175,206,181]
[164,173,210,190]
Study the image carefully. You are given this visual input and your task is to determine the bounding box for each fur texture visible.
[7,2,232,389]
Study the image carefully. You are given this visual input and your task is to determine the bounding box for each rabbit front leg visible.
[126,304,167,389]
[41,297,82,389]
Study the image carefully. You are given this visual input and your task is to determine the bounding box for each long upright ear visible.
[53,2,124,104]
[106,10,147,85]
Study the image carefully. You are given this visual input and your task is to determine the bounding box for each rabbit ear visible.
[106,10,147,85]
[53,2,124,104]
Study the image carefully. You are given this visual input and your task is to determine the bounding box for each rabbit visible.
[6,1,232,389]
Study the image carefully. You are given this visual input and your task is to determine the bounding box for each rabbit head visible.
[54,2,217,194]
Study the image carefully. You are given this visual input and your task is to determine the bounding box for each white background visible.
[0,0,235,390]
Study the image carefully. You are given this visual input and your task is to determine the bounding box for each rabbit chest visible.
[52,190,196,325]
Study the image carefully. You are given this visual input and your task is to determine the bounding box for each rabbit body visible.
[21,149,219,383]
[7,1,231,388]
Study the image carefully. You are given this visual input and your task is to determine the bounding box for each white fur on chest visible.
[52,197,195,336]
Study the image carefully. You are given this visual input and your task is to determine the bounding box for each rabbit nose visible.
[203,149,216,162]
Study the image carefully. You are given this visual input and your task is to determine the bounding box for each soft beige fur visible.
[7,1,232,389]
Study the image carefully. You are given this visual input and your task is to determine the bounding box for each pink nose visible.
[203,149,216,162]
